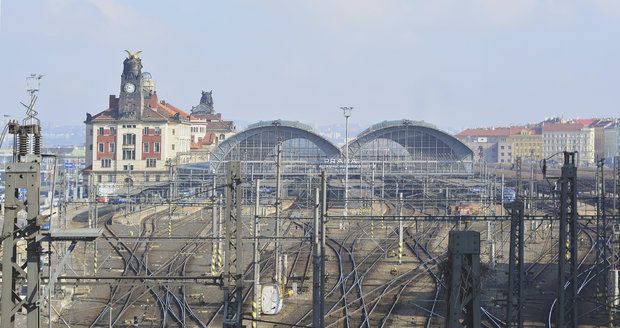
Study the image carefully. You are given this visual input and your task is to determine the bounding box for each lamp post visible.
[340,106,353,229]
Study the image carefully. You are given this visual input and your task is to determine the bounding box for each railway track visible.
[87,206,211,327]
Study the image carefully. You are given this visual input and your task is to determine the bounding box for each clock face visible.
[124,82,136,93]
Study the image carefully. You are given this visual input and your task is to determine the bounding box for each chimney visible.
[109,95,119,109]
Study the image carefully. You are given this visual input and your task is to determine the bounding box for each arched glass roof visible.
[346,119,473,173]
[209,119,341,171]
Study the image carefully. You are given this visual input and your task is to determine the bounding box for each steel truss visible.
[1,122,42,328]
[446,230,481,328]
[506,199,525,327]
[556,151,579,328]
[222,161,244,328]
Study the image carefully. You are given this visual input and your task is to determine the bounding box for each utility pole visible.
[615,156,620,216]
[595,158,610,319]
[274,141,283,287]
[211,175,218,276]
[252,179,261,328]
[501,174,505,216]
[398,193,403,265]
[549,151,579,328]
[381,161,386,230]
[506,198,525,327]
[312,186,323,327]
[529,150,535,212]
[222,161,243,328]
[320,171,328,325]
[218,194,224,272]
[166,159,174,238]
[88,174,94,228]
[340,106,352,230]
[2,74,44,328]
[446,231,481,328]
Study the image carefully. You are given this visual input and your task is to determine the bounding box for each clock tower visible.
[118,51,144,120]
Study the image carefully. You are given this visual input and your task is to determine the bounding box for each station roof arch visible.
[346,119,473,163]
[209,119,341,171]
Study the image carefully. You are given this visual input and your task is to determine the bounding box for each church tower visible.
[118,51,144,120]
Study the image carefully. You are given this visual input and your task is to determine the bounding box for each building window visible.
[108,174,115,182]
[145,174,150,182]
[123,133,136,145]
[97,175,102,183]
[98,143,104,153]
[101,159,111,168]
[155,127,161,135]
[146,158,157,168]
[122,149,135,160]
[143,127,149,135]
[110,127,116,135]
[172,128,176,135]
[123,165,134,171]
[109,142,115,153]
[154,142,160,152]
[98,127,104,136]
[143,142,149,153]
[172,144,175,150]
[155,175,161,182]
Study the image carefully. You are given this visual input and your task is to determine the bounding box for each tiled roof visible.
[542,123,584,132]
[88,93,189,123]
[157,101,190,119]
[191,132,218,149]
[190,113,222,120]
[456,126,525,137]
[574,119,593,126]
[204,121,234,130]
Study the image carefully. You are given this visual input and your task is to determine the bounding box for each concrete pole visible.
[252,179,261,328]
[94,184,98,228]
[501,174,505,216]
[312,187,323,327]
[211,176,218,275]
[343,115,349,230]
[283,254,289,286]
[371,164,375,238]
[381,161,386,230]
[488,216,495,269]
[445,188,450,215]
[530,158,535,212]
[168,161,173,237]
[398,193,403,265]
[275,141,282,286]
[88,174,93,228]
[218,194,223,271]
[320,172,327,324]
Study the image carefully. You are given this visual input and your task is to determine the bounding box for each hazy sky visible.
[1,0,619,132]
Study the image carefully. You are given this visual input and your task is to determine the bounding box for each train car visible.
[261,284,283,315]
[503,188,516,202]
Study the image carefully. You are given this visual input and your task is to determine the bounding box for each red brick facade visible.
[142,129,162,160]
[96,128,117,160]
